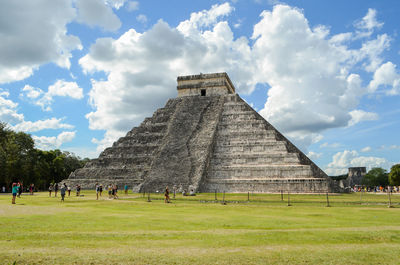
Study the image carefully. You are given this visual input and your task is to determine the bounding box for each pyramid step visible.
[220,116,260,123]
[102,144,159,156]
[211,153,300,165]
[216,130,277,140]
[218,122,266,130]
[223,104,249,112]
[215,138,285,146]
[221,110,255,117]
[208,164,313,179]
[214,142,287,153]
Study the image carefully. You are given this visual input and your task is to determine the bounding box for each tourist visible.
[99,184,103,197]
[95,183,100,200]
[29,184,34,195]
[54,183,59,197]
[114,184,119,199]
[124,184,128,195]
[11,183,19,204]
[108,184,112,199]
[2,186,5,193]
[67,185,71,197]
[60,184,66,202]
[164,186,170,203]
[17,182,22,197]
[49,184,53,197]
[76,185,81,196]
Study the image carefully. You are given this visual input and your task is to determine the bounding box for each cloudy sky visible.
[1,0,399,175]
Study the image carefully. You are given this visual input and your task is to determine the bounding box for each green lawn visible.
[1,191,400,264]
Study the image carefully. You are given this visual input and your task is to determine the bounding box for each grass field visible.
[1,191,400,264]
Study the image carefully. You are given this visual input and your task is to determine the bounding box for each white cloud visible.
[32,131,76,150]
[369,62,400,95]
[12,118,74,133]
[0,0,124,83]
[254,5,358,147]
[105,0,127,10]
[21,85,44,99]
[361,146,372,153]
[126,1,139,12]
[354,8,383,38]
[48,80,84,99]
[0,0,82,84]
[136,14,148,24]
[252,6,392,150]
[177,3,233,30]
[0,91,24,124]
[348,110,378,126]
[359,34,391,72]
[75,0,121,31]
[20,80,83,111]
[0,91,74,134]
[324,150,392,175]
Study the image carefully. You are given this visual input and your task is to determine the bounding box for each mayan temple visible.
[67,73,336,193]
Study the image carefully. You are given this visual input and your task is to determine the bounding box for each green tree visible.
[389,164,400,186]
[0,122,88,191]
[362,167,388,187]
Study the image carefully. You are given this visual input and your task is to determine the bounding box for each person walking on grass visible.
[124,184,128,195]
[108,184,112,199]
[54,183,59,197]
[76,184,81,196]
[11,183,19,204]
[17,182,22,198]
[49,184,53,197]
[113,184,119,199]
[95,183,100,200]
[164,186,170,203]
[29,184,34,195]
[60,184,66,202]
[99,184,103,197]
[67,185,71,197]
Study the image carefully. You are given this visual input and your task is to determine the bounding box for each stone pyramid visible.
[67,73,336,193]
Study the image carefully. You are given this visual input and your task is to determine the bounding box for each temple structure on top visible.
[177,73,235,97]
[66,72,338,193]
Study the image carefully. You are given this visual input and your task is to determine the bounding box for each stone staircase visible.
[139,95,225,192]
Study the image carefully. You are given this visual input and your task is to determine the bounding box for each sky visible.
[0,0,399,176]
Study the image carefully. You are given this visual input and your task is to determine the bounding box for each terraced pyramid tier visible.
[66,73,337,193]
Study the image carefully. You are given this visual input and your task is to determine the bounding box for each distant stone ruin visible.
[347,167,366,186]
[66,73,337,193]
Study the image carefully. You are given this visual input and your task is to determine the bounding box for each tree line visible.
[0,122,89,191]
[362,165,400,187]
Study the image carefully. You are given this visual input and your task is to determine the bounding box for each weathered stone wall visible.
[347,167,366,186]
[199,94,334,193]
